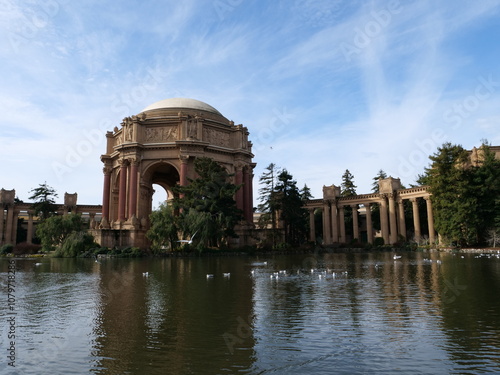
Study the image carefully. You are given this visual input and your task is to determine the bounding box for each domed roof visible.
[141,98,222,115]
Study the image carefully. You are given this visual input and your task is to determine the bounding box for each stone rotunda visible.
[93,98,255,249]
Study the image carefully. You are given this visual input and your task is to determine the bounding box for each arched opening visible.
[142,162,180,216]
[151,184,168,210]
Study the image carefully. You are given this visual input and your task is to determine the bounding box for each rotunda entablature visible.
[105,97,252,157]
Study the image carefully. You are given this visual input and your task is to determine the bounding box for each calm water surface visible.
[1,251,500,374]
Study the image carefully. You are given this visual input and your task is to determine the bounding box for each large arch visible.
[94,97,255,249]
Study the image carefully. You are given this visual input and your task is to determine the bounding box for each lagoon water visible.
[1,251,500,374]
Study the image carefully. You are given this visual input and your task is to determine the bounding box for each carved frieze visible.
[145,126,178,143]
[203,128,230,147]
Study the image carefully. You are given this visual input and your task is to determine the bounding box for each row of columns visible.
[102,158,141,223]
[313,195,435,245]
[102,157,255,225]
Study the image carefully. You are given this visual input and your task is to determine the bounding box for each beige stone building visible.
[92,98,255,249]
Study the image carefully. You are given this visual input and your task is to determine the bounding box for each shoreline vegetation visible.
[2,243,500,259]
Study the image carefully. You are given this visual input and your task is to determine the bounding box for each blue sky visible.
[1,0,499,206]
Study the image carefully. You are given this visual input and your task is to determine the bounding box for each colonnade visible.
[0,188,101,246]
[307,183,436,245]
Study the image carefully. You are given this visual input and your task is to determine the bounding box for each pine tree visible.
[300,184,313,201]
[421,142,500,246]
[257,163,280,245]
[341,170,356,239]
[29,182,58,220]
[275,170,308,246]
[172,157,242,249]
[371,169,387,193]
[341,169,357,197]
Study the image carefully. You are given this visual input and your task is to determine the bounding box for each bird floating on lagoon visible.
[223,273,231,278]
[393,255,402,260]
[206,274,214,279]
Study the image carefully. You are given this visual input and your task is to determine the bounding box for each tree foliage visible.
[29,182,58,220]
[274,170,308,246]
[340,169,357,197]
[257,164,279,227]
[371,169,388,193]
[171,157,242,249]
[53,231,97,258]
[257,164,309,247]
[147,203,179,251]
[420,142,500,246]
[36,214,87,252]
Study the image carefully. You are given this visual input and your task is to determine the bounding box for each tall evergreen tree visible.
[274,170,308,246]
[172,157,242,249]
[300,184,313,201]
[341,169,357,197]
[29,182,58,220]
[371,169,388,193]
[341,169,357,239]
[257,163,281,245]
[421,142,500,246]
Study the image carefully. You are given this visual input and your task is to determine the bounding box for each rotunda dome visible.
[141,98,222,116]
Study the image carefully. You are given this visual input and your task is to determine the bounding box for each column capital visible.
[350,203,358,209]
[118,158,129,167]
[410,197,418,203]
[103,166,113,175]
[180,155,189,163]
[423,195,431,201]
[128,157,140,166]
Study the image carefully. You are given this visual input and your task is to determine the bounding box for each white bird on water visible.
[393,255,402,260]
[142,272,149,277]
[223,273,231,278]
[178,231,198,244]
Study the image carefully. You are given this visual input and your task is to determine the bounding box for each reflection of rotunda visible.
[94,98,255,249]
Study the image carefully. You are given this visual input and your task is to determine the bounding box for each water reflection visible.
[1,252,499,374]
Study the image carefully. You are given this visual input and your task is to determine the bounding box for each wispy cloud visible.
[1,1,499,204]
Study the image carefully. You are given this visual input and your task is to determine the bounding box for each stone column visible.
[12,210,19,245]
[248,171,254,223]
[339,206,346,243]
[323,202,331,245]
[118,160,128,222]
[379,196,389,245]
[0,206,4,245]
[180,156,188,187]
[243,167,252,223]
[365,203,373,244]
[351,204,359,241]
[102,166,112,220]
[330,202,338,244]
[235,166,244,212]
[5,205,14,244]
[425,197,435,244]
[309,208,315,242]
[398,199,406,240]
[411,198,421,242]
[27,211,34,244]
[128,159,139,219]
[388,193,398,244]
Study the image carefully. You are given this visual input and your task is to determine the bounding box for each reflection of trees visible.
[93,258,255,374]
